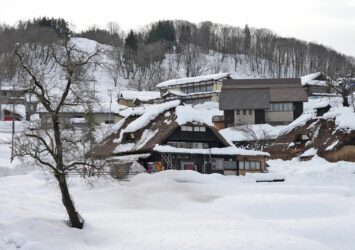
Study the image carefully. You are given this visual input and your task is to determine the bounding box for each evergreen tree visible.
[179,25,192,44]
[243,24,251,53]
[147,21,176,44]
[125,30,138,52]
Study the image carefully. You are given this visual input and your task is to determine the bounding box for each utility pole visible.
[11,80,15,162]
[107,89,113,124]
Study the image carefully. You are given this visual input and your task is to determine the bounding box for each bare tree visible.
[239,125,274,150]
[105,47,124,87]
[13,36,101,229]
[327,70,355,107]
[182,44,207,77]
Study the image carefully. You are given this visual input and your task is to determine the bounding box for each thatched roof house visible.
[88,100,269,176]
[266,107,355,162]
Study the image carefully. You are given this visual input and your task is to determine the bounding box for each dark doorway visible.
[255,109,265,124]
[224,110,235,128]
[293,102,303,120]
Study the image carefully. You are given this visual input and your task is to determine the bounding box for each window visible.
[181,125,193,131]
[236,110,240,115]
[224,160,237,170]
[45,117,52,125]
[243,110,247,115]
[182,126,205,132]
[270,102,293,112]
[193,126,206,132]
[123,133,135,141]
[167,141,209,149]
[211,158,224,170]
[239,161,245,170]
[248,109,253,115]
[167,141,178,147]
[239,161,261,170]
[105,120,114,124]
[192,142,204,149]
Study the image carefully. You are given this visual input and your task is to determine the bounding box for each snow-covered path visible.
[1,148,355,250]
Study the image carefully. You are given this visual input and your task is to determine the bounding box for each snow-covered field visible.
[1,124,355,250]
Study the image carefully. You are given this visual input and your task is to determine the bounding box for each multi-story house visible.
[156,73,231,105]
[220,78,308,127]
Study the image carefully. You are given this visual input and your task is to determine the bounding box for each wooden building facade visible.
[220,78,308,127]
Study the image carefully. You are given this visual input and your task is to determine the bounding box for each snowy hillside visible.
[54,38,272,103]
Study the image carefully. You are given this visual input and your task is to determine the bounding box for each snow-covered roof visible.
[156,73,230,88]
[120,90,160,101]
[220,124,286,142]
[163,90,220,98]
[301,72,328,86]
[124,100,180,133]
[119,100,214,134]
[279,112,316,135]
[323,107,355,132]
[1,104,26,118]
[175,105,213,126]
[87,100,232,157]
[303,96,343,111]
[153,145,270,157]
[300,148,318,157]
[119,106,146,117]
[36,101,122,114]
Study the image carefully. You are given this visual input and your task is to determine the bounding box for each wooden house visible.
[117,90,161,107]
[2,108,23,121]
[37,103,124,129]
[87,100,269,177]
[0,84,39,120]
[220,78,308,127]
[155,73,231,105]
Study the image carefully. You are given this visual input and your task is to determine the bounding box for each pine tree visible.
[243,24,251,54]
[125,30,138,52]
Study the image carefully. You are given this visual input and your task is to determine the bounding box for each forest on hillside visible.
[0,17,354,90]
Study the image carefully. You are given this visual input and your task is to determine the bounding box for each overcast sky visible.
[1,0,355,57]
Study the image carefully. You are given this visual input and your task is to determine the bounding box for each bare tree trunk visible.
[55,172,83,229]
[343,95,349,107]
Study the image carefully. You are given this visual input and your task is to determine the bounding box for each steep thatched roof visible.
[266,118,355,160]
[87,101,230,158]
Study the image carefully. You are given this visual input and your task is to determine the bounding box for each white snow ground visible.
[1,123,355,250]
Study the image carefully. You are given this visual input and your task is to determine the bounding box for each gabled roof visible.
[220,78,308,110]
[87,100,230,158]
[156,73,230,88]
[266,118,355,160]
[220,88,270,109]
[301,72,328,86]
[119,90,161,102]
